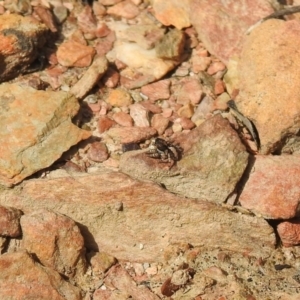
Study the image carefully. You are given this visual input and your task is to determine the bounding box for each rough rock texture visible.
[0,205,22,237]
[277,219,300,247]
[105,264,160,299]
[20,209,87,279]
[239,155,300,219]
[0,170,275,261]
[120,115,249,203]
[0,14,49,82]
[235,19,300,154]
[189,0,273,64]
[0,251,82,300]
[0,83,91,187]
[152,0,191,30]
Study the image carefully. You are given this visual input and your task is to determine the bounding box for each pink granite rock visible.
[277,219,300,247]
[175,78,203,105]
[151,114,170,135]
[21,209,87,279]
[106,88,133,107]
[189,0,273,64]
[239,155,300,219]
[98,116,116,133]
[140,80,171,102]
[0,205,22,237]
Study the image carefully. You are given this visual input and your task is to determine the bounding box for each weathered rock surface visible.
[0,170,275,261]
[0,14,49,82]
[120,115,249,203]
[189,0,273,64]
[239,155,300,219]
[105,264,160,299]
[235,19,300,154]
[0,83,91,186]
[0,251,82,300]
[20,209,87,279]
[277,219,300,247]
[0,205,22,237]
[152,0,191,30]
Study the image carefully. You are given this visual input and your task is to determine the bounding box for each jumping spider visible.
[146,138,182,167]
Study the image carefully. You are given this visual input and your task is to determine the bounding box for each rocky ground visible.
[0,0,300,299]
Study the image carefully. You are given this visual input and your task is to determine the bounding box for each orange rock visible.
[106,88,132,107]
[57,40,95,67]
[277,219,300,247]
[107,0,140,19]
[98,116,116,133]
[112,111,133,127]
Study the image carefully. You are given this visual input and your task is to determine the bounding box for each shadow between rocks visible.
[234,154,256,204]
[76,222,99,252]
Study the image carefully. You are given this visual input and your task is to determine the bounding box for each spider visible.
[146,138,182,167]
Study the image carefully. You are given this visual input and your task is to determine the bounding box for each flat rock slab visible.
[0,83,91,187]
[120,115,249,204]
[189,0,273,64]
[239,155,300,219]
[0,170,275,261]
[235,19,300,154]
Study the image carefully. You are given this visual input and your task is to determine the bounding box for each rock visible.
[0,205,22,237]
[191,49,212,73]
[70,55,108,99]
[214,79,226,95]
[174,77,203,105]
[0,83,91,187]
[98,116,116,133]
[277,219,300,247]
[234,19,300,154]
[0,170,275,261]
[120,115,249,203]
[106,0,140,19]
[0,14,48,82]
[177,103,194,118]
[106,88,132,107]
[88,251,117,276]
[152,0,191,30]
[34,5,58,32]
[207,61,226,75]
[140,80,171,102]
[57,40,95,67]
[151,114,169,135]
[239,155,300,219]
[129,103,150,127]
[123,24,165,50]
[102,67,120,88]
[99,0,122,5]
[112,111,133,127]
[108,40,179,82]
[87,142,109,162]
[0,251,81,300]
[106,126,157,143]
[105,264,167,299]
[189,0,273,64]
[155,28,186,60]
[93,289,128,300]
[20,209,87,279]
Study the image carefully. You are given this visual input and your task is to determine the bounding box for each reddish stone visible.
[175,78,203,105]
[107,127,157,143]
[129,103,150,127]
[77,5,97,38]
[214,79,225,95]
[95,31,116,56]
[140,80,171,102]
[98,116,116,133]
[207,61,226,75]
[191,51,212,73]
[88,142,109,162]
[57,40,95,67]
[102,67,120,88]
[112,111,133,127]
[151,114,170,135]
[21,209,87,279]
[140,101,162,114]
[0,205,22,237]
[277,219,300,247]
[33,6,57,32]
[107,0,140,19]
[239,155,300,219]
[179,117,196,130]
